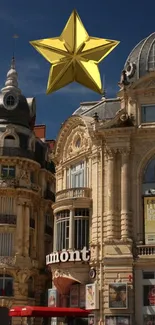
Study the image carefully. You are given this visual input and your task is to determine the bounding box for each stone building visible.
[46,32,155,325]
[0,58,55,325]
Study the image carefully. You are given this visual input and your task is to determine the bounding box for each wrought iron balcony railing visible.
[0,147,35,160]
[0,177,41,193]
[0,214,16,225]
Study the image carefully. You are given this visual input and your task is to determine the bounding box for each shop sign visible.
[46,246,90,265]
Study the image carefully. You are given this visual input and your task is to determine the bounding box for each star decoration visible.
[30,10,120,95]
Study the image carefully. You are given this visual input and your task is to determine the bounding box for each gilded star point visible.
[30,10,120,94]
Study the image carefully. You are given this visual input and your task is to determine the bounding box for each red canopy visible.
[9,306,24,317]
[9,306,91,318]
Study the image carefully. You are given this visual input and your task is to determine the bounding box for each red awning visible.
[9,306,91,318]
[9,306,24,317]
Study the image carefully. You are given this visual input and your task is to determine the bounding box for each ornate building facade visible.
[0,59,55,325]
[46,32,155,325]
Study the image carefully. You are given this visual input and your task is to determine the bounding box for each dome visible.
[0,58,36,129]
[123,32,155,82]
[0,94,31,128]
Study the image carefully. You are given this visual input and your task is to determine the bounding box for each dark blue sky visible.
[0,0,155,139]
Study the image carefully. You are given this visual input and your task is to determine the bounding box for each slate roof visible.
[72,97,121,120]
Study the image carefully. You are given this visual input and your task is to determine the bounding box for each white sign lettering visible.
[46,247,90,265]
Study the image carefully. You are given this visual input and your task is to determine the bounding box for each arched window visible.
[143,157,155,194]
[4,135,16,148]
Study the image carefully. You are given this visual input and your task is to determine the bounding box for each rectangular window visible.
[0,275,13,296]
[0,233,14,256]
[1,166,15,178]
[74,219,89,250]
[143,271,155,279]
[71,162,84,188]
[56,210,70,251]
[66,162,88,189]
[141,105,155,123]
[66,169,70,189]
[74,208,89,250]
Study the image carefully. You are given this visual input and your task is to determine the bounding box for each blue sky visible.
[0,0,155,139]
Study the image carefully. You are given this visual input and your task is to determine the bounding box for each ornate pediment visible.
[63,126,91,161]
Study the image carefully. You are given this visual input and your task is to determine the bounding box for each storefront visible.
[46,245,100,325]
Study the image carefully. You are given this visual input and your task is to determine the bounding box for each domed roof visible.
[124,32,155,82]
[0,58,36,129]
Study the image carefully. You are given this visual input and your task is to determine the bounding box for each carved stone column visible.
[106,148,116,239]
[23,204,30,256]
[121,148,132,240]
[16,202,23,255]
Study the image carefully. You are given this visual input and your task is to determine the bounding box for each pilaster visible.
[105,147,118,240]
[120,147,132,241]
[16,201,23,256]
[23,203,30,256]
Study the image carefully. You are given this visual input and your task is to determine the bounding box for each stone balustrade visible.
[56,187,91,201]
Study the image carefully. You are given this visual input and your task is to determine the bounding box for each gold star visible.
[30,10,120,95]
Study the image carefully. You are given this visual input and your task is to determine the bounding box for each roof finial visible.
[1,56,21,94]
[11,56,15,70]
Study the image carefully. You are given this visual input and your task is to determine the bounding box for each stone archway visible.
[0,307,11,325]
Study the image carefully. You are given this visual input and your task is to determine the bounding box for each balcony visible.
[0,256,15,267]
[137,245,155,256]
[0,178,41,194]
[44,189,55,201]
[0,178,18,188]
[56,187,92,202]
[0,214,16,225]
[0,147,35,161]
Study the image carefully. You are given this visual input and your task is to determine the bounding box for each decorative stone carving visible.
[18,283,28,296]
[0,297,14,308]
[64,126,91,160]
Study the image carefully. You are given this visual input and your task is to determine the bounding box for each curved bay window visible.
[74,208,89,250]
[143,157,155,245]
[55,209,89,251]
[0,274,13,296]
[56,210,70,251]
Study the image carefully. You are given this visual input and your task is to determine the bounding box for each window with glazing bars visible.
[74,208,89,250]
[56,210,70,251]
